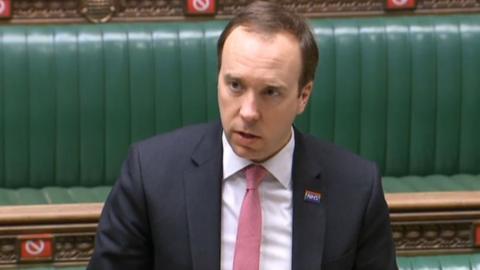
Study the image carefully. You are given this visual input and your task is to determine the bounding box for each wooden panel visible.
[4,0,480,24]
[0,192,480,266]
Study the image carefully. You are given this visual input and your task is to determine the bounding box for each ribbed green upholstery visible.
[0,23,225,190]
[398,254,480,270]
[302,16,480,177]
[0,186,110,205]
[0,15,479,198]
[384,174,480,193]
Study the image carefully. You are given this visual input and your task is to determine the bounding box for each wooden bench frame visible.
[0,193,479,268]
[387,192,480,256]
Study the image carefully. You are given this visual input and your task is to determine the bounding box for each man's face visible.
[218,26,312,162]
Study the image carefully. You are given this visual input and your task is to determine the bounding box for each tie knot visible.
[245,165,267,190]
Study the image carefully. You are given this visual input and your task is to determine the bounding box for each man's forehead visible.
[220,26,302,88]
[227,25,298,44]
[222,27,301,60]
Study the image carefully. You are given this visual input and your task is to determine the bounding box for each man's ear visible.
[297,81,313,115]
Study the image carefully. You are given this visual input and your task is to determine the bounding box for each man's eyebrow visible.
[264,83,287,91]
[223,73,240,81]
[223,73,286,90]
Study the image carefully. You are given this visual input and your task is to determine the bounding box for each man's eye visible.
[229,81,242,92]
[265,87,280,97]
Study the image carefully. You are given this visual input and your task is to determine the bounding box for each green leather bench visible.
[398,254,480,269]
[0,14,480,270]
[0,14,479,205]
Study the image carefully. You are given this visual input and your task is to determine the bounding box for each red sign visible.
[186,0,216,15]
[0,0,11,18]
[386,0,416,10]
[19,234,53,261]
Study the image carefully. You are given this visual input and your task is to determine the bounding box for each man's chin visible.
[234,146,277,163]
[231,145,262,162]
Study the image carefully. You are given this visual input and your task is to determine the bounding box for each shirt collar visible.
[222,128,295,189]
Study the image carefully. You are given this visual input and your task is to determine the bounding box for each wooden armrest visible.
[1,191,479,225]
[1,191,479,224]
[386,191,480,212]
[0,203,103,225]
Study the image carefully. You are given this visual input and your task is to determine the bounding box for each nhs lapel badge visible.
[304,190,322,204]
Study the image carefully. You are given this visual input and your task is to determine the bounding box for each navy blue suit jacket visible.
[88,121,397,270]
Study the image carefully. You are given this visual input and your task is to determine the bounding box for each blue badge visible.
[304,190,322,204]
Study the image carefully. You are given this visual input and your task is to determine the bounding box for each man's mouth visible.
[236,131,260,139]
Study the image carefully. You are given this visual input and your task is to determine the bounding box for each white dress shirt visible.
[221,129,294,270]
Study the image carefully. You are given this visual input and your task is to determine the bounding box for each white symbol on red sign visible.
[0,0,5,14]
[193,0,210,12]
[392,0,408,6]
[25,240,45,256]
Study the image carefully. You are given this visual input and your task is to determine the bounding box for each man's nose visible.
[239,93,260,122]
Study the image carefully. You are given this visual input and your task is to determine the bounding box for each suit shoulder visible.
[299,133,378,182]
[131,121,220,161]
[302,133,374,167]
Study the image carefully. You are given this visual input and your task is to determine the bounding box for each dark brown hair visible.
[217,1,319,90]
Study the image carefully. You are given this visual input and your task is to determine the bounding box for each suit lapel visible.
[184,122,223,270]
[291,130,327,270]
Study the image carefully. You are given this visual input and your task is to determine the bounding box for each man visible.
[88,1,398,270]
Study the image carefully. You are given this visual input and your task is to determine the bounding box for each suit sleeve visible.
[354,164,398,270]
[87,145,153,270]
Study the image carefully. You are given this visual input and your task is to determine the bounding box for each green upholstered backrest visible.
[0,22,223,188]
[306,16,480,177]
[398,254,480,269]
[0,15,479,189]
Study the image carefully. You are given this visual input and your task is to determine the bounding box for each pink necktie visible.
[233,165,267,270]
